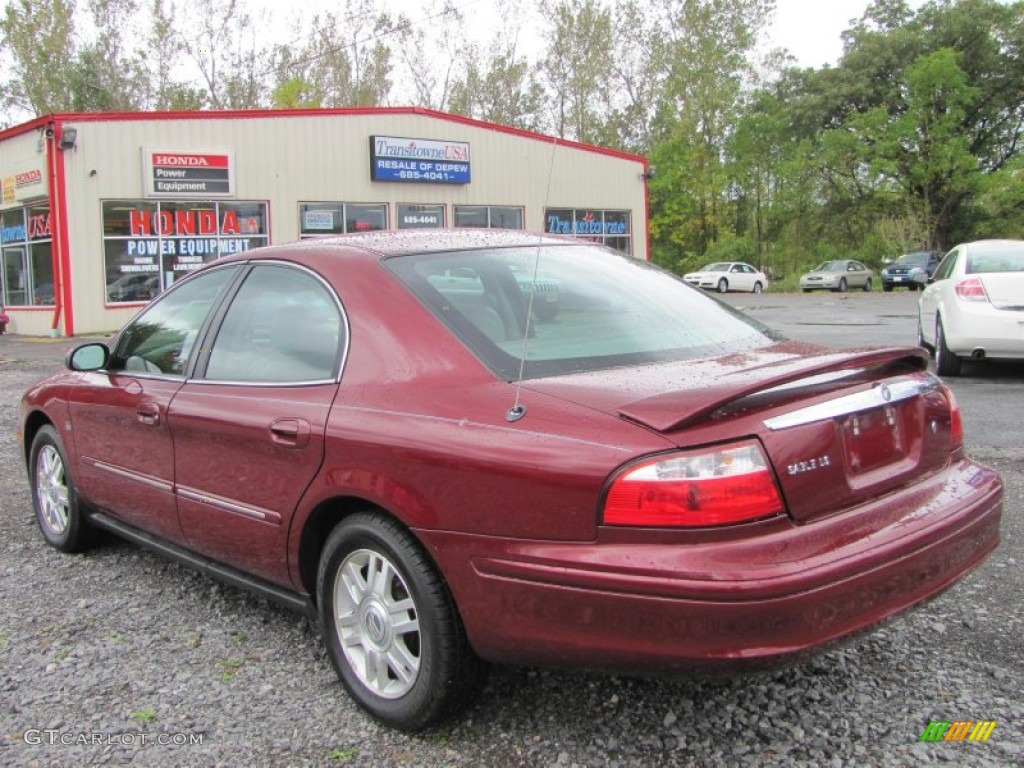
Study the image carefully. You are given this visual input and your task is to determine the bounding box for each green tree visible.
[646,0,775,263]
[1,0,78,115]
[538,0,614,143]
[144,0,206,110]
[176,0,269,109]
[71,0,150,111]
[871,48,979,248]
[448,38,545,130]
[390,1,470,111]
[271,2,396,108]
[602,0,670,152]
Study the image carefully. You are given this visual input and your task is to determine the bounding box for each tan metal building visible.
[0,108,649,336]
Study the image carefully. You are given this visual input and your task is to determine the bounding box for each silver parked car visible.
[800,260,874,293]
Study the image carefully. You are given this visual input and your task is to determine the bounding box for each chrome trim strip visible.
[177,487,273,523]
[195,378,338,388]
[213,259,351,386]
[763,374,941,431]
[90,460,174,493]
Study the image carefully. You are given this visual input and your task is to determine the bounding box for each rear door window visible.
[203,264,343,383]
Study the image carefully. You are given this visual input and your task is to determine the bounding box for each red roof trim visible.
[1,108,645,165]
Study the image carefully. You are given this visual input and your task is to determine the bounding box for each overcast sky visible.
[767,0,927,67]
[257,0,927,70]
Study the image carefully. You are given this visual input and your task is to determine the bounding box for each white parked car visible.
[918,239,1024,375]
[683,262,768,293]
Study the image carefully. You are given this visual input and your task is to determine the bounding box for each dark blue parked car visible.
[881,250,943,292]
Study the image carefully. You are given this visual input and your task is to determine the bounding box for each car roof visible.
[961,239,1024,251]
[221,229,582,265]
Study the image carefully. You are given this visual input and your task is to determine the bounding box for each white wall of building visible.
[2,110,648,336]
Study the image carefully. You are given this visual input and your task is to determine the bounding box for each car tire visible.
[802,288,811,293]
[934,317,962,376]
[837,278,848,293]
[862,278,872,292]
[752,282,763,294]
[717,278,728,293]
[317,512,488,732]
[908,283,918,292]
[883,284,892,293]
[29,424,94,553]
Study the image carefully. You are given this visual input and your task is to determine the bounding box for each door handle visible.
[136,402,161,426]
[269,418,311,448]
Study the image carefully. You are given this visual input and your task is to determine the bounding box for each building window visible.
[453,205,524,229]
[101,200,269,304]
[544,208,632,255]
[396,203,445,229]
[1,205,54,307]
[299,202,387,238]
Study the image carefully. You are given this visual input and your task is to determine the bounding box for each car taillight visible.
[941,385,964,452]
[954,277,988,302]
[603,441,784,527]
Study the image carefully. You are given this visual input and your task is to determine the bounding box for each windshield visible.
[702,262,732,272]
[895,252,931,266]
[814,261,847,272]
[386,244,779,379]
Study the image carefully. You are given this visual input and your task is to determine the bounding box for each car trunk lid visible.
[524,343,955,524]
[753,371,954,522]
[978,273,1024,309]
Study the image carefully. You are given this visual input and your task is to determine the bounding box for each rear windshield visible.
[966,243,1024,274]
[385,244,779,379]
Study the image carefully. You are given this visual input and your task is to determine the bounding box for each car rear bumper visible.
[944,306,1024,359]
[882,274,926,287]
[419,458,1001,671]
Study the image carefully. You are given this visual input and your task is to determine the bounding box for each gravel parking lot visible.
[2,293,1021,767]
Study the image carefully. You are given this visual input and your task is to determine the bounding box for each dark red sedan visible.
[20,230,1002,731]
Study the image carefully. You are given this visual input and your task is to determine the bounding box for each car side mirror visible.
[66,342,109,371]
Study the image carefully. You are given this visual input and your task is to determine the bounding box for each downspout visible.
[46,118,74,336]
[43,121,63,335]
[643,160,652,262]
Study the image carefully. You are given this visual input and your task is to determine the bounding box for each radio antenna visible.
[506,136,560,423]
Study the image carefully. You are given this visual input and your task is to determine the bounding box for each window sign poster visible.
[397,204,444,229]
[544,208,632,254]
[3,165,47,204]
[102,200,268,302]
[369,136,470,184]
[304,210,335,231]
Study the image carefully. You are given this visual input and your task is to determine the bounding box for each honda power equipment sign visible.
[142,149,235,198]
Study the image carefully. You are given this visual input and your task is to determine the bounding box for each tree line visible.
[3,0,1022,278]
